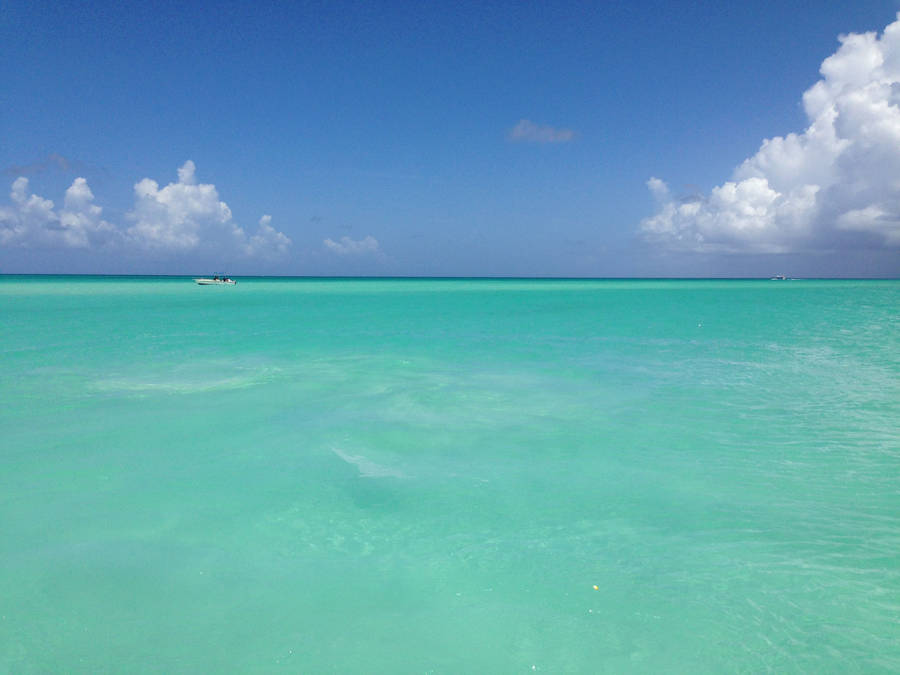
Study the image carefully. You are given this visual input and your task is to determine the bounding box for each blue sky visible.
[2,0,899,276]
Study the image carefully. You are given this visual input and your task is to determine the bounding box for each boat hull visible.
[194,278,236,285]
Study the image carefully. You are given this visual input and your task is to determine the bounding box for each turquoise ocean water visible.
[2,276,898,672]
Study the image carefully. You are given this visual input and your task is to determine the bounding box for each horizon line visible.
[2,273,898,281]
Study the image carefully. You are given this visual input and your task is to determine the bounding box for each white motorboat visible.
[194,276,236,285]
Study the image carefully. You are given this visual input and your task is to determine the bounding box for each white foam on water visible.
[92,365,283,395]
[331,447,407,479]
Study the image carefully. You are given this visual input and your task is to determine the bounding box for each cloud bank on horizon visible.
[0,161,292,259]
[642,15,900,254]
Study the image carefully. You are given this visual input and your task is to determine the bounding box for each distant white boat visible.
[194,276,236,285]
[770,274,789,280]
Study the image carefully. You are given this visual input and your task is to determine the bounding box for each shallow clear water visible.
[2,277,898,672]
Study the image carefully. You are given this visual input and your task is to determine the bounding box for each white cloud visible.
[248,214,291,255]
[0,161,292,258]
[641,15,900,253]
[323,235,380,255]
[177,160,197,185]
[508,119,575,144]
[0,176,119,249]
[128,160,238,252]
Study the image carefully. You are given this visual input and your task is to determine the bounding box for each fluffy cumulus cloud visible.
[642,16,900,253]
[0,176,119,249]
[0,161,291,258]
[323,235,380,255]
[508,119,575,143]
[249,215,291,256]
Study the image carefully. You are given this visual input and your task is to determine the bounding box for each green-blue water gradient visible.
[2,277,898,672]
